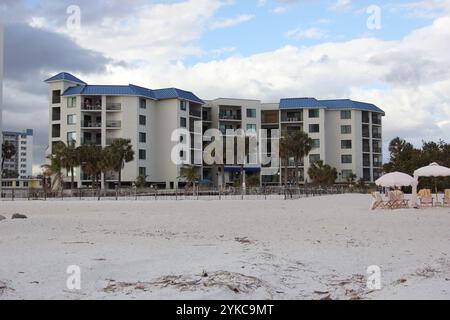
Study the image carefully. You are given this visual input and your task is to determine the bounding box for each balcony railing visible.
[373,162,383,167]
[372,132,382,139]
[373,147,382,154]
[106,103,121,111]
[82,104,102,111]
[281,116,302,122]
[81,121,101,128]
[81,138,101,145]
[219,113,242,121]
[106,120,121,128]
[189,109,202,118]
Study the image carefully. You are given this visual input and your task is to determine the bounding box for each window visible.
[67,132,77,142]
[139,132,146,143]
[312,139,320,149]
[309,109,320,118]
[67,97,76,108]
[52,90,61,104]
[341,140,352,149]
[341,110,351,119]
[139,149,146,160]
[246,109,256,118]
[180,101,187,111]
[24,181,29,187]
[309,124,320,133]
[341,125,352,134]
[246,124,256,132]
[342,170,354,179]
[140,99,146,109]
[180,117,187,128]
[139,115,146,126]
[139,167,147,177]
[309,154,320,163]
[341,155,352,164]
[16,181,20,187]
[67,114,77,125]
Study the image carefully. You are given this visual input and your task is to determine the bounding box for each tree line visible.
[383,137,450,190]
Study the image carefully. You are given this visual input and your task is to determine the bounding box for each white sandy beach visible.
[0,194,449,300]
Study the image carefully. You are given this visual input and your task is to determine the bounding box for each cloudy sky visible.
[1,0,450,172]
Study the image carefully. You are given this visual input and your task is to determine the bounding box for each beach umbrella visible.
[414,163,450,199]
[375,172,415,188]
[414,162,450,177]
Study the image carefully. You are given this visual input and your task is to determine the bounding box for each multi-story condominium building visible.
[0,25,4,189]
[45,72,204,189]
[2,129,34,179]
[45,72,384,189]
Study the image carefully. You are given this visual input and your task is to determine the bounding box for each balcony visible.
[281,116,302,123]
[106,103,121,111]
[189,109,202,118]
[106,120,121,129]
[106,138,118,146]
[373,147,382,154]
[372,129,382,139]
[219,113,242,121]
[81,121,102,128]
[82,104,102,111]
[81,137,102,145]
[373,161,383,167]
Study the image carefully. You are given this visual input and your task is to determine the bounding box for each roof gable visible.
[44,72,86,84]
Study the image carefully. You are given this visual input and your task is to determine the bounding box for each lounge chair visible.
[418,189,433,208]
[371,192,387,210]
[394,190,409,208]
[387,191,401,209]
[443,190,450,207]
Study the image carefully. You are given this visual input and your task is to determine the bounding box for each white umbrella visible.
[375,172,415,188]
[414,162,450,177]
[413,163,450,203]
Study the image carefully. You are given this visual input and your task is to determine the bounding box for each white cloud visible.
[209,14,255,29]
[286,27,326,40]
[273,6,288,14]
[86,15,450,154]
[330,0,351,11]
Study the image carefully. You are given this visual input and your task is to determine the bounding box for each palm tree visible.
[179,165,200,189]
[289,131,313,186]
[307,160,337,186]
[100,146,116,190]
[42,142,65,192]
[109,139,135,188]
[1,141,16,177]
[78,144,103,189]
[59,141,80,190]
[279,135,291,186]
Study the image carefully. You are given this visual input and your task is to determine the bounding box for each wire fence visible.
[0,185,372,202]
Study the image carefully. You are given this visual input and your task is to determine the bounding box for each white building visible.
[0,25,4,190]
[46,72,384,189]
[45,72,204,189]
[2,129,34,179]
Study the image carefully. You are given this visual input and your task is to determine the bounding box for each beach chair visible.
[394,190,409,208]
[418,189,433,208]
[443,190,450,207]
[371,192,387,210]
[387,191,400,209]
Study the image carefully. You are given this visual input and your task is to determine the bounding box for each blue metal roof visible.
[280,97,384,114]
[319,99,384,114]
[46,72,204,104]
[44,72,87,84]
[279,98,324,109]
[61,84,204,104]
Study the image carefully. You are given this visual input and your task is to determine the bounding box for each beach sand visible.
[1,194,449,300]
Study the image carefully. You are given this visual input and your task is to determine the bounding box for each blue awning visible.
[224,167,261,173]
